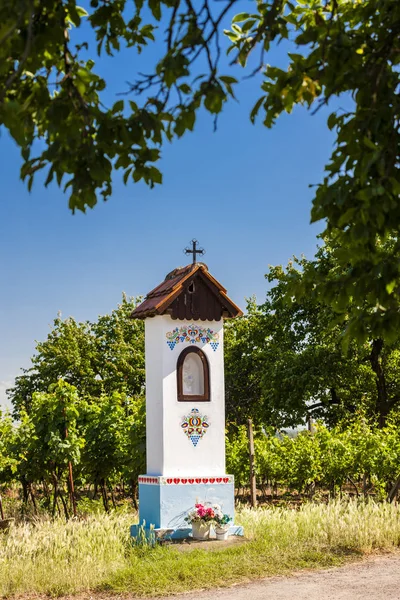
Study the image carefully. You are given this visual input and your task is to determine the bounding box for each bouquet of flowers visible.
[213,504,232,528]
[185,502,216,525]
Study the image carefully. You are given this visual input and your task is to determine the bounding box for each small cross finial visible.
[184,239,205,264]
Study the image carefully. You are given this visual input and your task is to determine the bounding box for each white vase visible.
[215,525,230,541]
[191,521,211,540]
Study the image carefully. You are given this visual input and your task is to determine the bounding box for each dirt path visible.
[151,554,400,600]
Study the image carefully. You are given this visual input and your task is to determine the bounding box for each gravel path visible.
[155,554,400,600]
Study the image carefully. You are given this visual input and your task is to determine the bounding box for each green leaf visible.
[232,12,250,23]
[250,97,265,124]
[219,76,238,85]
[149,0,161,20]
[327,112,337,131]
[179,83,191,94]
[386,281,397,295]
[123,168,132,184]
[112,100,124,114]
[77,6,89,17]
[363,136,378,150]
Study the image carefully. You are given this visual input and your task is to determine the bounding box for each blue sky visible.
[0,3,334,409]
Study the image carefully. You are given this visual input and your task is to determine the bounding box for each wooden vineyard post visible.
[63,406,77,518]
[247,418,257,508]
[68,460,77,518]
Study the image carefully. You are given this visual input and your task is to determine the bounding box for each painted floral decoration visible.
[166,324,219,351]
[181,408,210,447]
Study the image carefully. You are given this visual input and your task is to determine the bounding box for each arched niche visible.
[177,346,210,402]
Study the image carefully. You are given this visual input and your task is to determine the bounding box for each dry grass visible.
[1,500,400,597]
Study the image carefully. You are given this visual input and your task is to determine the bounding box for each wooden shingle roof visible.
[131,263,242,321]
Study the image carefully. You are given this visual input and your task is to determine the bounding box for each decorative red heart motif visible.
[195,478,201,484]
[188,478,194,484]
[223,477,229,483]
[181,478,187,484]
[216,478,222,483]
[167,479,172,484]
[209,478,215,483]
[202,478,209,484]
[174,478,180,484]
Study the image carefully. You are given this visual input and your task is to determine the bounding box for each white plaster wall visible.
[145,318,165,474]
[144,315,226,476]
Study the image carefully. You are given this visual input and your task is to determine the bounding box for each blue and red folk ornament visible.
[181,408,210,447]
[166,324,219,351]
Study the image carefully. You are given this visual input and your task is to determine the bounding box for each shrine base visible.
[130,475,244,540]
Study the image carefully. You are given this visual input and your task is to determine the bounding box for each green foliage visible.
[0,411,18,484]
[0,0,164,212]
[9,294,145,416]
[1,295,146,514]
[224,0,400,342]
[80,393,145,491]
[16,381,84,489]
[1,0,399,341]
[224,298,266,425]
[0,0,235,212]
[226,415,400,499]
[225,242,400,428]
[1,382,146,513]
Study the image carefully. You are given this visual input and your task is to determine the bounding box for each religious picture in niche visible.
[177,346,210,401]
[182,352,204,396]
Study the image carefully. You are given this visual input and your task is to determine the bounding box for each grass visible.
[1,500,400,597]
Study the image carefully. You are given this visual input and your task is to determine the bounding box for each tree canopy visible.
[1,1,399,341]
[8,294,145,416]
[225,241,400,429]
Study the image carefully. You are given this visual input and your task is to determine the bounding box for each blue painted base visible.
[130,523,244,541]
[131,475,243,540]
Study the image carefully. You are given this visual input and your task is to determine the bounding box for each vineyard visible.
[1,379,400,520]
[227,416,400,503]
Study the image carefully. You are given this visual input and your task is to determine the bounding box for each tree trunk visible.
[108,482,117,510]
[363,473,368,497]
[130,479,138,510]
[388,474,400,503]
[370,338,389,427]
[29,484,38,514]
[52,474,59,518]
[347,477,359,497]
[59,488,70,520]
[67,461,77,518]
[100,479,109,512]
[21,478,29,506]
[43,479,50,501]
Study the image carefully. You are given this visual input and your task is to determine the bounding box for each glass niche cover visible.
[177,347,210,401]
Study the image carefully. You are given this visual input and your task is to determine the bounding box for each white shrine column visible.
[130,257,243,538]
[145,315,225,477]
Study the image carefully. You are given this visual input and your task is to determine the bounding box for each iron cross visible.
[184,239,205,264]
